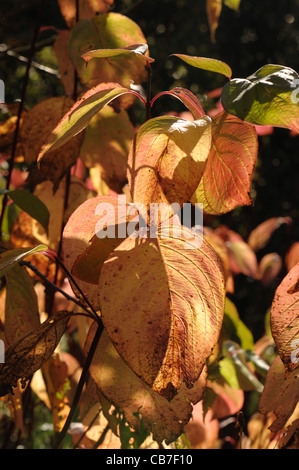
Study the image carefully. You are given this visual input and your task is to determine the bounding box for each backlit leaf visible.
[259,355,299,433]
[58,0,115,29]
[21,96,84,190]
[62,195,136,308]
[0,245,47,277]
[128,115,212,224]
[257,253,283,286]
[151,88,205,120]
[5,264,40,344]
[85,324,207,444]
[270,263,299,372]
[37,83,140,164]
[206,0,222,43]
[0,311,72,397]
[79,106,134,193]
[82,43,154,64]
[191,112,258,215]
[68,13,148,93]
[226,240,259,278]
[221,64,299,132]
[99,226,225,399]
[248,217,292,252]
[171,54,232,78]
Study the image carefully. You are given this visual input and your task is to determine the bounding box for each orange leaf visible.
[85,324,207,444]
[191,112,258,215]
[99,226,225,399]
[128,115,212,225]
[270,263,299,372]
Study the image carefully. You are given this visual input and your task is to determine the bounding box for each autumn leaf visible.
[248,217,292,252]
[53,30,76,96]
[84,324,207,444]
[58,0,115,29]
[21,96,84,188]
[37,83,140,164]
[0,311,72,397]
[128,115,212,225]
[68,13,148,96]
[62,195,136,307]
[191,112,258,215]
[206,0,222,43]
[270,263,299,372]
[151,87,205,120]
[98,225,225,399]
[171,54,232,78]
[5,264,40,344]
[0,245,47,278]
[79,106,134,193]
[259,355,299,433]
[257,253,283,286]
[221,64,299,132]
[82,43,154,65]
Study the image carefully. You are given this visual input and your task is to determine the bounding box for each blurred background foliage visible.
[0,0,298,344]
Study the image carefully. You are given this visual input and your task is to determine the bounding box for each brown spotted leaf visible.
[0,311,72,397]
[127,115,212,225]
[85,324,207,444]
[58,0,115,29]
[5,264,40,345]
[270,263,299,372]
[98,225,225,400]
[259,355,299,433]
[22,97,84,190]
[191,112,258,215]
[61,195,136,308]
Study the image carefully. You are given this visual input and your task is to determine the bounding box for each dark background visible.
[1,0,299,340]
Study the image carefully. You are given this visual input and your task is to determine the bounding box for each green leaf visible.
[0,245,48,277]
[223,0,241,11]
[82,43,154,64]
[37,82,143,164]
[221,64,299,132]
[171,54,232,78]
[1,189,50,234]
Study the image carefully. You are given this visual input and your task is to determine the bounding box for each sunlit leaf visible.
[128,115,212,225]
[58,0,115,28]
[82,43,154,64]
[151,88,205,120]
[221,64,299,132]
[0,245,47,277]
[21,96,84,190]
[270,263,299,372]
[5,264,40,344]
[191,112,258,215]
[259,355,299,433]
[85,324,207,444]
[171,54,232,78]
[62,195,135,308]
[99,226,225,399]
[79,106,134,193]
[37,83,140,164]
[0,311,72,396]
[206,0,222,43]
[68,13,149,95]
[226,240,259,278]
